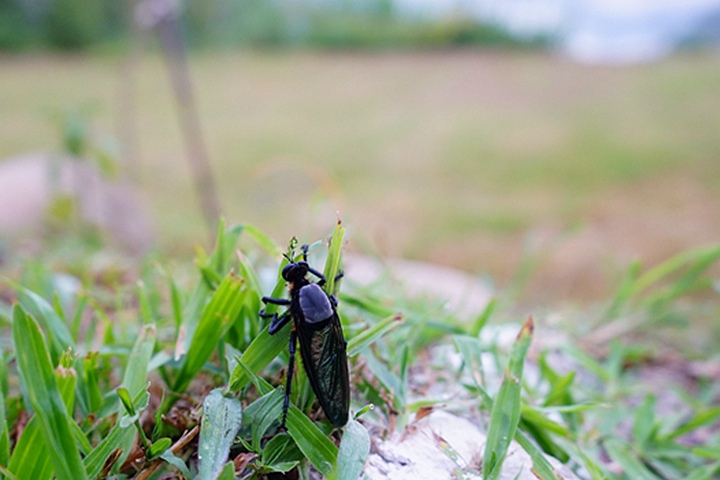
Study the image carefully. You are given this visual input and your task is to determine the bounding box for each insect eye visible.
[282,264,295,281]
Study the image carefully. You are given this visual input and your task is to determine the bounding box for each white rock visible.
[363,410,580,480]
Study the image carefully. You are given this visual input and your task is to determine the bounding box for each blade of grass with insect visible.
[327,417,371,480]
[11,305,88,480]
[197,388,243,480]
[482,317,534,480]
[174,273,246,393]
[229,230,345,392]
[234,359,338,476]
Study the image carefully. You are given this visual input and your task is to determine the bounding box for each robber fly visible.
[260,243,349,428]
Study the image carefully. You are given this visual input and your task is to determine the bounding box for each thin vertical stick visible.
[156,8,221,240]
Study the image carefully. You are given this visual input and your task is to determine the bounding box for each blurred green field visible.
[1,50,719,299]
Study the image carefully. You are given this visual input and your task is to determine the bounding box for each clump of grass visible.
[0,221,718,479]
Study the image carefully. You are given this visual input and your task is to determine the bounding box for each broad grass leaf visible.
[260,433,302,473]
[328,418,370,480]
[8,416,53,480]
[243,388,284,452]
[198,388,243,480]
[11,283,73,361]
[11,305,88,480]
[175,273,246,392]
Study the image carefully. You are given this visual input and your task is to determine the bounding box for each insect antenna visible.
[301,244,310,261]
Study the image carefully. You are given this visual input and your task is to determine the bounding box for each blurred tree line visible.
[0,0,548,51]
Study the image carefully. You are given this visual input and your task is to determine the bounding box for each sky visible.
[395,0,720,63]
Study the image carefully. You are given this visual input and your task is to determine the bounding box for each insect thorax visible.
[298,283,333,324]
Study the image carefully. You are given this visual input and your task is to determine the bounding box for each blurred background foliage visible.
[0,0,546,52]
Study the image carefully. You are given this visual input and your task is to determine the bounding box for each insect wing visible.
[296,311,350,427]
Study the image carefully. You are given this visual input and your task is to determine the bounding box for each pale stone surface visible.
[344,254,493,319]
[364,410,580,480]
[0,152,154,252]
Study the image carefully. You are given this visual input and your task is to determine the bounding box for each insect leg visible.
[268,311,292,335]
[281,328,297,428]
[262,296,291,306]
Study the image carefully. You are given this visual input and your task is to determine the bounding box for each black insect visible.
[260,243,350,428]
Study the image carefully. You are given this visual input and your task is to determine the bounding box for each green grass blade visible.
[686,462,720,480]
[512,430,563,480]
[452,335,487,397]
[482,317,534,480]
[198,388,243,480]
[122,324,157,399]
[346,313,403,356]
[76,352,103,415]
[468,296,496,337]
[339,292,396,318]
[243,389,284,452]
[328,418,370,480]
[175,273,246,392]
[11,282,74,361]
[0,347,8,471]
[665,406,720,441]
[243,223,283,257]
[285,407,338,476]
[7,416,53,480]
[11,305,88,480]
[234,360,338,475]
[632,244,720,296]
[84,389,150,478]
[83,420,129,479]
[228,326,290,392]
[604,439,658,480]
[323,220,345,295]
[216,461,236,480]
